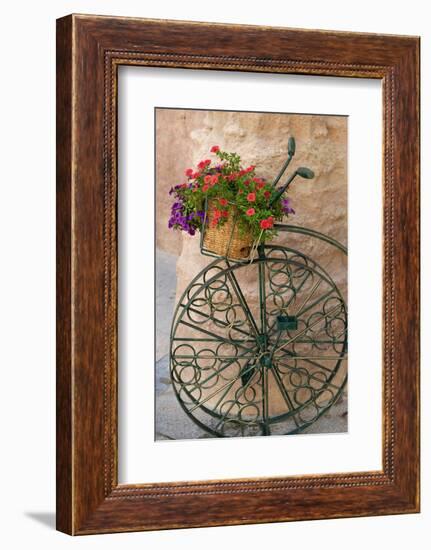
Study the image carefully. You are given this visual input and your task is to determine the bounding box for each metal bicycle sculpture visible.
[169,138,348,438]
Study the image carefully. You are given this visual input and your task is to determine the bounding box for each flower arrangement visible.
[168,145,296,245]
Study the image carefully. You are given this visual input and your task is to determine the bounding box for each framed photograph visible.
[56,14,420,534]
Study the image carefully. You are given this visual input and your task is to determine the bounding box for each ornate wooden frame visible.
[56,14,420,534]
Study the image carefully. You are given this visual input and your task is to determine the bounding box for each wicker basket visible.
[203,200,254,260]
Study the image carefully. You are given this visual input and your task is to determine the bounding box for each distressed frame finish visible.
[56,14,420,535]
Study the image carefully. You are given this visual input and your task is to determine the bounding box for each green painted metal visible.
[169,244,347,438]
[277,314,298,331]
[169,142,348,438]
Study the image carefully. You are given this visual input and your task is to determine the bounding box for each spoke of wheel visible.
[189,360,257,413]
[273,304,342,355]
[293,276,323,316]
[297,357,334,374]
[271,339,347,345]
[174,355,256,360]
[226,271,261,339]
[262,366,270,435]
[173,337,256,344]
[276,359,343,392]
[193,347,258,389]
[285,355,348,361]
[296,287,337,319]
[258,259,268,337]
[212,379,242,417]
[179,319,252,352]
[180,303,253,339]
[214,367,258,431]
[269,329,282,359]
[334,328,348,340]
[271,365,300,428]
[299,353,347,383]
[257,253,271,435]
[277,349,332,374]
[283,267,313,311]
[277,352,336,374]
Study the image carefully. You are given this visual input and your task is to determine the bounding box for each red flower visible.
[264,190,271,199]
[219,198,228,206]
[221,210,229,218]
[204,175,212,184]
[198,159,211,170]
[185,168,194,178]
[213,208,221,218]
[246,208,255,216]
[260,216,274,230]
[247,192,256,202]
[256,181,265,190]
[227,172,238,181]
[210,145,220,153]
[192,171,200,179]
[245,165,255,173]
[202,184,209,192]
[210,175,219,186]
[243,180,250,186]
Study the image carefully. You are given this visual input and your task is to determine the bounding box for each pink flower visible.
[219,198,228,206]
[247,192,256,202]
[204,175,212,184]
[202,184,209,192]
[210,175,219,186]
[185,168,194,178]
[210,145,220,153]
[246,208,255,216]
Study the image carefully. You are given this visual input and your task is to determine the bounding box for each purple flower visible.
[281,197,295,215]
[169,184,185,196]
[167,183,205,237]
[168,195,203,236]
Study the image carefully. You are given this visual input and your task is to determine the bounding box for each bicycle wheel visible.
[169,243,347,437]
